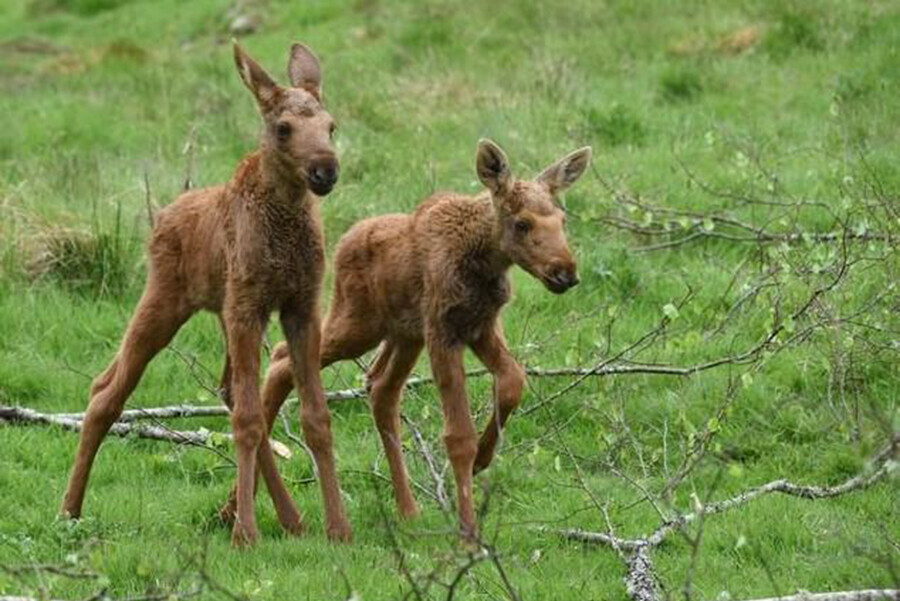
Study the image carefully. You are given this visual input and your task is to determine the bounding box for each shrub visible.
[660,67,704,102]
[583,104,647,147]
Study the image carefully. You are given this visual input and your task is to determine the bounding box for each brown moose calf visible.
[255,139,591,540]
[60,42,351,546]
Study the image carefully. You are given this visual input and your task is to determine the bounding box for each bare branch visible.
[712,591,899,601]
[402,414,450,512]
[166,346,220,398]
[53,404,229,422]
[648,435,897,546]
[0,405,211,444]
[544,436,897,601]
[143,169,154,228]
[181,125,197,192]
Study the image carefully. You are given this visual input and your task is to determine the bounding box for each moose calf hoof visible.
[285,522,306,538]
[473,449,494,475]
[230,523,260,548]
[59,507,81,521]
[398,502,420,521]
[279,513,306,538]
[325,521,353,544]
[458,527,481,552]
[59,494,85,520]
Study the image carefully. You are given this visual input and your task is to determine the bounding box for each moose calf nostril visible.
[312,164,337,185]
[551,267,578,289]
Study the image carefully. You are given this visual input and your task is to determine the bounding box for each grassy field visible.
[1,0,898,599]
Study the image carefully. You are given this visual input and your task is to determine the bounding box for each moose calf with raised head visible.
[254,139,591,540]
[60,42,352,546]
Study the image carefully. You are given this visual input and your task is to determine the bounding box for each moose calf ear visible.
[288,42,322,99]
[233,42,279,108]
[537,147,592,194]
[476,139,512,195]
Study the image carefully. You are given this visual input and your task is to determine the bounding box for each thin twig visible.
[402,414,450,512]
[143,169,154,228]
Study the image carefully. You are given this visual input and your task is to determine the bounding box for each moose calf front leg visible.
[225,319,265,546]
[470,324,525,474]
[226,317,301,545]
[217,342,299,530]
[429,342,479,541]
[282,309,352,542]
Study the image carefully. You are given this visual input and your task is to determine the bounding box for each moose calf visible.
[61,42,352,546]
[255,139,590,540]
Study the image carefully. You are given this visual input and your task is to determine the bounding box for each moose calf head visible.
[234,42,339,196]
[476,139,591,294]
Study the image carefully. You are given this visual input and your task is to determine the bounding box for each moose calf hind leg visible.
[369,341,422,519]
[256,433,305,536]
[62,292,189,519]
[61,361,125,519]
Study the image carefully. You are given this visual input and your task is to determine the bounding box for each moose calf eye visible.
[515,219,532,234]
[276,122,292,140]
[329,123,337,138]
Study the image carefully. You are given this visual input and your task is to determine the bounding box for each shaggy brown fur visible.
[254,139,591,539]
[60,42,352,546]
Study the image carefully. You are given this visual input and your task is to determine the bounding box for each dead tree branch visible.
[181,125,197,192]
[625,546,659,601]
[546,435,898,601]
[2,329,821,427]
[715,591,900,601]
[53,404,228,422]
[143,169,154,228]
[402,414,450,512]
[0,405,210,444]
[0,542,227,601]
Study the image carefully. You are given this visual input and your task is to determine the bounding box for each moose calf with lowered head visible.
[254,139,591,540]
[60,42,352,546]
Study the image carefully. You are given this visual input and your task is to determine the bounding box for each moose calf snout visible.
[546,264,579,293]
[308,158,339,195]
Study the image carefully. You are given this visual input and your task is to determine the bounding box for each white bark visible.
[718,591,899,601]
[0,405,210,445]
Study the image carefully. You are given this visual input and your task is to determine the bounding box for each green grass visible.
[0,0,898,599]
